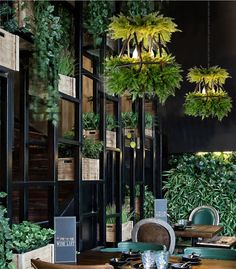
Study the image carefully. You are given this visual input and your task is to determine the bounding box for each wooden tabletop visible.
[77,250,236,269]
[174,224,224,238]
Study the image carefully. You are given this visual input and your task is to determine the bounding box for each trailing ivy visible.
[163,153,236,236]
[84,0,112,46]
[0,3,18,33]
[105,54,182,102]
[30,1,63,126]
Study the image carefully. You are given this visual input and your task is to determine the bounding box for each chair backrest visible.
[131,218,176,254]
[31,259,114,269]
[100,247,123,252]
[189,205,220,225]
[184,247,236,261]
[117,242,164,252]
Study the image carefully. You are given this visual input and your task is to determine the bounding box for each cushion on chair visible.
[137,223,170,250]
[31,259,114,269]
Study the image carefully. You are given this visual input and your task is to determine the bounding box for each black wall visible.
[160,1,236,153]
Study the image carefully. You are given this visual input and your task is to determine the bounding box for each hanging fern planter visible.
[105,12,182,102]
[184,66,232,121]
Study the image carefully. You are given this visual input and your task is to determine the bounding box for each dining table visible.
[174,224,224,246]
[77,250,236,269]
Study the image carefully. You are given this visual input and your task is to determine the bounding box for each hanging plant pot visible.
[184,66,232,121]
[105,54,182,102]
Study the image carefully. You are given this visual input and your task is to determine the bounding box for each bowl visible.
[182,254,201,264]
[109,257,127,267]
[171,263,191,269]
[121,251,140,259]
[173,224,186,230]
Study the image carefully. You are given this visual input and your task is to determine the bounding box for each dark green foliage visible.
[30,1,63,126]
[126,0,153,17]
[58,50,75,77]
[121,112,138,129]
[143,185,155,218]
[12,221,55,254]
[163,153,236,235]
[0,3,18,33]
[184,91,232,121]
[106,114,118,131]
[58,130,75,158]
[145,113,153,129]
[83,112,100,130]
[82,138,103,159]
[84,0,112,46]
[0,192,15,269]
[105,54,182,102]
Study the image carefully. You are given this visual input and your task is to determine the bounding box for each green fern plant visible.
[145,113,154,129]
[184,66,232,121]
[106,114,118,131]
[83,112,100,130]
[82,138,103,159]
[105,54,182,102]
[121,112,138,129]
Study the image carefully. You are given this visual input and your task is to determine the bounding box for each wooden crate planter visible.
[82,158,99,180]
[58,158,74,181]
[106,221,133,242]
[0,28,19,71]
[145,128,153,138]
[124,128,138,137]
[106,130,116,148]
[59,74,76,97]
[13,244,54,269]
[83,129,99,141]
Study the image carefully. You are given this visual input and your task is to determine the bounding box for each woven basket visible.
[0,28,19,71]
[82,158,99,180]
[106,221,133,242]
[58,74,76,97]
[106,130,116,148]
[58,158,74,181]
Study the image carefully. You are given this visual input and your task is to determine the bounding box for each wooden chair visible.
[31,259,114,269]
[184,247,236,260]
[131,218,176,254]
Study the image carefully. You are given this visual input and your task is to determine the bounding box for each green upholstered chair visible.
[117,242,165,252]
[100,247,123,252]
[189,205,220,225]
[184,247,236,260]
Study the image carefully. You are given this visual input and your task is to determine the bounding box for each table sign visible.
[54,216,76,263]
[154,199,167,222]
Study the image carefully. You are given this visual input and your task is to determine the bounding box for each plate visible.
[109,257,127,267]
[171,263,190,269]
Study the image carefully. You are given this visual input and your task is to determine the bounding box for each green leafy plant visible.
[82,138,103,159]
[0,3,18,33]
[30,1,63,126]
[0,192,15,269]
[143,185,155,218]
[83,112,100,130]
[58,50,75,77]
[145,113,154,129]
[184,66,232,121]
[106,114,118,131]
[126,0,153,17]
[163,153,236,236]
[105,54,182,102]
[121,112,138,129]
[58,130,75,158]
[108,12,180,45]
[84,0,112,46]
[12,221,55,254]
[106,204,134,224]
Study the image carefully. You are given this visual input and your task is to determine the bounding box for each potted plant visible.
[12,221,55,269]
[0,3,19,71]
[145,112,154,138]
[121,112,139,148]
[106,204,134,242]
[106,114,118,148]
[184,66,232,121]
[58,50,76,97]
[58,130,75,181]
[0,192,15,269]
[82,138,103,180]
[83,112,100,141]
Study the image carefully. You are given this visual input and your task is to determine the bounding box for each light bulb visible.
[132,47,138,59]
[202,87,206,94]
